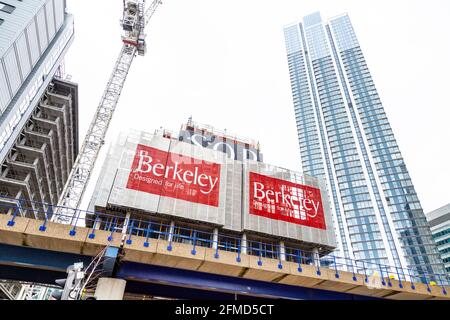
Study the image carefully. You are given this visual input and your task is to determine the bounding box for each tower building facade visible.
[0,0,77,213]
[283,12,443,277]
[0,0,77,299]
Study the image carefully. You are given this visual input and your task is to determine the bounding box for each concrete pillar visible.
[279,241,286,261]
[312,247,320,267]
[168,221,175,242]
[103,247,119,277]
[241,233,247,255]
[94,278,126,300]
[212,228,219,249]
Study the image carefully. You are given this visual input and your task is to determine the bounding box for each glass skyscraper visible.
[283,12,443,277]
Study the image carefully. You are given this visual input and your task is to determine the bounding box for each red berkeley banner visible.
[126,144,221,207]
[249,172,326,230]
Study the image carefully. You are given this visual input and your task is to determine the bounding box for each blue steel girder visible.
[0,244,92,284]
[116,262,378,300]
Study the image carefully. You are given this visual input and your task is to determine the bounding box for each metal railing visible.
[0,195,449,295]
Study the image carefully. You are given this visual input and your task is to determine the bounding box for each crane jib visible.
[54,0,162,223]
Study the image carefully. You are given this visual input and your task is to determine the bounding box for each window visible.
[0,18,4,25]
[0,2,15,14]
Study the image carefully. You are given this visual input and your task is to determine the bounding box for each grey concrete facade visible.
[0,79,79,218]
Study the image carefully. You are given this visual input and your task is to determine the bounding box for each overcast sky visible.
[65,0,450,213]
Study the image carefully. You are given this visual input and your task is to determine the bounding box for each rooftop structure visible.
[88,127,336,257]
[0,79,78,217]
[177,119,263,162]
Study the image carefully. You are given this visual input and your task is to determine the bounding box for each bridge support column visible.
[94,278,126,300]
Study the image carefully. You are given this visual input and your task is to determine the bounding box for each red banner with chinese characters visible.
[126,144,221,207]
[249,172,326,229]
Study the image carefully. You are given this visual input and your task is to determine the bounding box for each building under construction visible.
[87,120,336,290]
[90,123,334,247]
[79,122,449,299]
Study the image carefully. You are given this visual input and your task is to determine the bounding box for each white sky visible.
[65,0,450,213]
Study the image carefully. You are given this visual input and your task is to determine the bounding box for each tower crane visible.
[54,0,163,223]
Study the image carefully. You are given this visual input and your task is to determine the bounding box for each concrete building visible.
[283,12,444,278]
[0,0,77,299]
[0,79,78,216]
[426,204,450,275]
[0,0,77,215]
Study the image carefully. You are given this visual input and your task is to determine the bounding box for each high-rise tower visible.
[0,0,77,210]
[283,12,443,277]
[0,0,77,300]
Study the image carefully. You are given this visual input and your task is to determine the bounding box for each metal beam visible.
[116,262,378,300]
